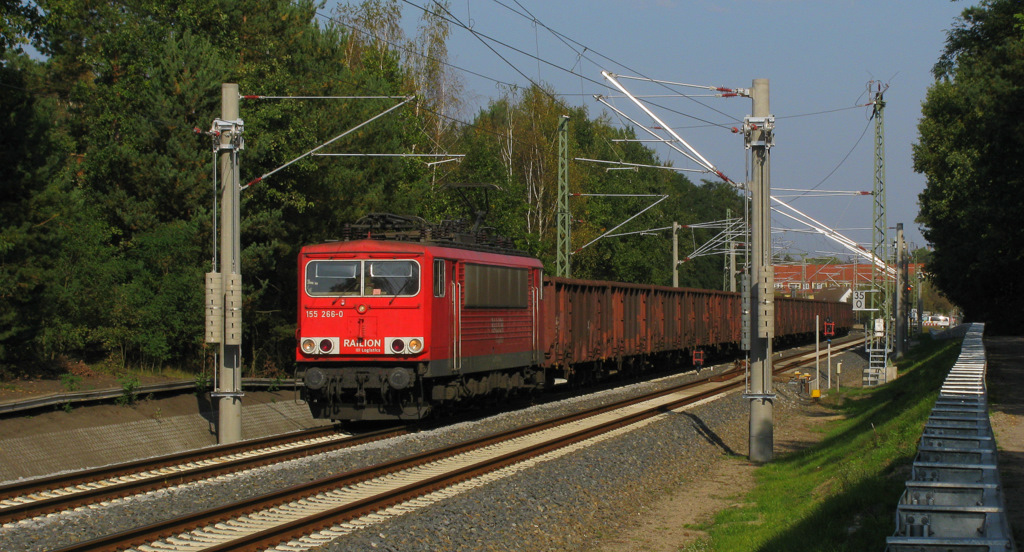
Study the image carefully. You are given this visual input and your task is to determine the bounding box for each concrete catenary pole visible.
[672,221,680,287]
[917,273,924,336]
[895,223,906,358]
[815,315,820,393]
[748,79,775,463]
[217,83,243,444]
[728,207,737,293]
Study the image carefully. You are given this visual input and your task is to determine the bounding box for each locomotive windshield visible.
[305,260,420,297]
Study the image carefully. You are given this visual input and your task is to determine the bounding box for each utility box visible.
[224,273,242,346]
[205,272,223,344]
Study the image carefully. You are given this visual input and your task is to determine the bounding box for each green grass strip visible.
[684,336,963,552]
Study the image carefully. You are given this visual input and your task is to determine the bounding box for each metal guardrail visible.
[886,323,1016,552]
[0,378,301,416]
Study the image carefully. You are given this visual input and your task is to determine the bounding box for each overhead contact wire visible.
[242,97,414,189]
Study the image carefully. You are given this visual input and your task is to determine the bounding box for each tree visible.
[0,0,748,378]
[448,85,743,286]
[0,48,63,375]
[914,0,1024,333]
[5,0,434,375]
[0,0,41,58]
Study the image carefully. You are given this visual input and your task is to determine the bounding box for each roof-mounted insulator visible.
[242,95,262,100]
[197,126,221,137]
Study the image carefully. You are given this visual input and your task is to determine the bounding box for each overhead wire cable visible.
[312,9,519,91]
[593,95,713,175]
[409,0,738,132]
[405,0,566,103]
[789,113,873,202]
[406,0,693,109]
[334,0,881,243]
[489,0,738,125]
[241,95,408,100]
[476,0,746,165]
[306,9,566,156]
[242,96,414,189]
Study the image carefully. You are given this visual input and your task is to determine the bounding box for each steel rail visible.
[223,384,738,552]
[0,426,406,523]
[52,336,864,552]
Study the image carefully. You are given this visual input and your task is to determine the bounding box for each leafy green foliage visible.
[0,0,42,56]
[446,87,743,286]
[915,0,1024,333]
[115,373,140,406]
[1,0,745,379]
[59,372,81,392]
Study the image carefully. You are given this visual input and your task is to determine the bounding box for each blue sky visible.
[331,0,970,259]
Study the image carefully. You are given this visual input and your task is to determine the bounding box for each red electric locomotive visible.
[297,215,544,421]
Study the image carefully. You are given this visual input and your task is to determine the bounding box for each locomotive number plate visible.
[306,310,344,318]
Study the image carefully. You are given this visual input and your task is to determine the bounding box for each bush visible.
[115,374,140,406]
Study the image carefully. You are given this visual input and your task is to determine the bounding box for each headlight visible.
[301,337,338,355]
[386,336,424,354]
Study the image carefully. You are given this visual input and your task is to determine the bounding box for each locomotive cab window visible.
[305,259,419,297]
[306,261,360,296]
[433,259,445,297]
[366,261,420,296]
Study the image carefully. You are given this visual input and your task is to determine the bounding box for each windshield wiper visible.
[388,278,412,305]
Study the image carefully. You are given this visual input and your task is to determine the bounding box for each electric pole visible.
[724,208,735,292]
[557,116,571,278]
[205,83,244,445]
[672,221,679,287]
[895,223,906,358]
[866,82,890,385]
[746,79,774,463]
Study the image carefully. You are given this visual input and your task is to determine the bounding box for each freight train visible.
[296,214,853,422]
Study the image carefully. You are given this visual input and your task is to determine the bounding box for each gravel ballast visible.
[0,347,868,552]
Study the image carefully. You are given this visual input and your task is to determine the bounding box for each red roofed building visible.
[772,262,923,300]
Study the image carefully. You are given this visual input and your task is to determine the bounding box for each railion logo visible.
[344,338,381,348]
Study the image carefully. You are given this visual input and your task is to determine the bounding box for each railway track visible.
[0,425,407,524]
[45,335,864,552]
